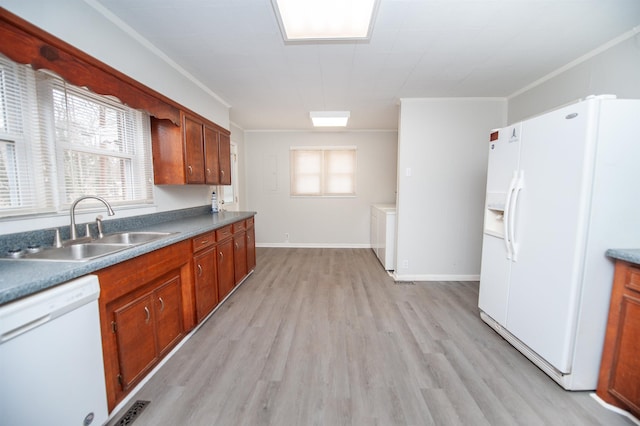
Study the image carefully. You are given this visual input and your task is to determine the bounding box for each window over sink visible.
[0,54,153,218]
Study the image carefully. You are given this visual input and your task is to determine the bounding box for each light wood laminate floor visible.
[108,248,633,425]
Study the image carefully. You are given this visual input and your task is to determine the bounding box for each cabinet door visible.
[113,293,157,391]
[193,247,218,322]
[217,238,235,300]
[247,225,256,272]
[204,125,220,185]
[154,275,184,356]
[184,115,205,183]
[219,131,231,185]
[598,262,640,418]
[234,231,247,285]
[607,295,640,416]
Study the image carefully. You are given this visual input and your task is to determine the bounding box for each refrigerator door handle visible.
[509,170,524,261]
[503,171,518,260]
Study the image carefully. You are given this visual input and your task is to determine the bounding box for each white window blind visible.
[290,146,356,196]
[0,55,48,214]
[0,54,153,218]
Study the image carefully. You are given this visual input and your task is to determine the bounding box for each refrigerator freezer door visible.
[479,234,511,326]
[479,123,522,325]
[485,123,521,194]
[506,100,594,373]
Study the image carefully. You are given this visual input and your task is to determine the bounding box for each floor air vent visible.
[114,400,150,425]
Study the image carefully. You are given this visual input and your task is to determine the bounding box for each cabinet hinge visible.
[111,321,117,333]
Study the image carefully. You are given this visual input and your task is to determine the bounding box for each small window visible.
[290,146,356,196]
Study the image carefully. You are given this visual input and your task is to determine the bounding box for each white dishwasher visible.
[0,275,108,426]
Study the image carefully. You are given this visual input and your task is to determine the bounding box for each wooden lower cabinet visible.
[154,277,184,355]
[97,217,255,412]
[217,237,235,301]
[97,241,192,411]
[192,230,218,323]
[234,231,247,285]
[597,260,640,419]
[112,274,183,391]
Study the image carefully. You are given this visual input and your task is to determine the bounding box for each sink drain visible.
[114,400,150,425]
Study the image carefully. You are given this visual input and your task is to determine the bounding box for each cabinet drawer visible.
[246,216,254,227]
[216,225,233,241]
[192,231,216,252]
[232,220,246,233]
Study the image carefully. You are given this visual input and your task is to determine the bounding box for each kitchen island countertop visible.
[0,209,256,306]
[606,248,640,266]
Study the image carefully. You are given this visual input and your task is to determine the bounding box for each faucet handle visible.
[85,223,92,239]
[53,228,63,248]
[96,215,104,239]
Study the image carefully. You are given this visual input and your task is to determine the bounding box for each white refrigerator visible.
[478,96,640,390]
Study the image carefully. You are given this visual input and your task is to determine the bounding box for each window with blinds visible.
[290,146,357,196]
[0,54,153,217]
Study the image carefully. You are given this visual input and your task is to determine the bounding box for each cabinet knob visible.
[158,297,165,312]
[219,251,223,260]
[235,242,239,249]
[206,168,211,175]
[197,264,203,276]
[220,170,225,177]
[144,306,150,323]
[188,165,193,175]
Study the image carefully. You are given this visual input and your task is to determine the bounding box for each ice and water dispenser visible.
[484,191,506,238]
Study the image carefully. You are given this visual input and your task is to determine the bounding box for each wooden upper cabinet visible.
[204,125,220,185]
[184,115,206,183]
[151,111,231,185]
[219,131,231,185]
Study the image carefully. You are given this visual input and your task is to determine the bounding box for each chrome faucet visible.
[69,196,115,240]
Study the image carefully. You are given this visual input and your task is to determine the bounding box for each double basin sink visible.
[15,232,176,262]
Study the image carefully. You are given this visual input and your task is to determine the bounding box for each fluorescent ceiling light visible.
[272,0,378,41]
[310,111,350,127]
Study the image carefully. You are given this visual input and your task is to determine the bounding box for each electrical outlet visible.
[402,260,409,268]
[284,233,289,242]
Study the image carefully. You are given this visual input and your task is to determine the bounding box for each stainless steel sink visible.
[9,231,176,262]
[19,243,130,262]
[93,231,174,245]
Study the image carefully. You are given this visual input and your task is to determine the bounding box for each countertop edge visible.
[0,211,256,305]
[605,248,640,266]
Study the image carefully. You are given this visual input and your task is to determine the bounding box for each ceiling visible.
[94,0,640,131]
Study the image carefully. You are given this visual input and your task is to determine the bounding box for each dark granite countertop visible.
[606,248,640,266]
[0,207,256,306]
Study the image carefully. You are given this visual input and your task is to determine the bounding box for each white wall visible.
[0,0,230,233]
[508,31,640,122]
[395,98,506,281]
[245,130,397,247]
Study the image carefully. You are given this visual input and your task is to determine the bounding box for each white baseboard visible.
[392,272,480,282]
[591,393,640,425]
[256,242,370,249]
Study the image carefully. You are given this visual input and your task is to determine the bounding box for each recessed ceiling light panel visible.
[310,111,350,127]
[272,0,379,41]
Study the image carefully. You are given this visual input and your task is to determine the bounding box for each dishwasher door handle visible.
[1,314,51,343]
